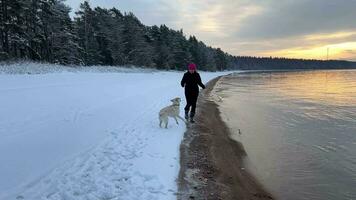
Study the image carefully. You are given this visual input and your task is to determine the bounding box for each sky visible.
[65,0,356,61]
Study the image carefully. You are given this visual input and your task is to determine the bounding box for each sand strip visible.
[177,76,274,200]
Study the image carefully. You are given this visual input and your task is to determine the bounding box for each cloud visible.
[235,0,356,40]
[64,0,356,61]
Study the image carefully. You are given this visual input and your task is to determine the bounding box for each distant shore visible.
[177,76,274,200]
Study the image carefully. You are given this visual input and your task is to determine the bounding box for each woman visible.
[181,63,205,123]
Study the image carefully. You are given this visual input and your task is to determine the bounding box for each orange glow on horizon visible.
[304,31,356,41]
[260,42,356,60]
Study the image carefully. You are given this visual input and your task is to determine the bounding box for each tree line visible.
[1,0,355,71]
[232,56,356,70]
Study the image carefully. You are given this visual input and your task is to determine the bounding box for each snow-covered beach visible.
[0,63,228,200]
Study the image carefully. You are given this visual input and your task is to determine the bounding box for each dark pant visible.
[184,90,199,117]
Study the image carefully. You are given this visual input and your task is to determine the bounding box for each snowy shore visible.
[0,62,229,200]
[177,76,274,200]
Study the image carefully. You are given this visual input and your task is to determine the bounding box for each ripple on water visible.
[214,70,356,200]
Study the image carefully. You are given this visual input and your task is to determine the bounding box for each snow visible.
[0,63,229,200]
[0,61,157,74]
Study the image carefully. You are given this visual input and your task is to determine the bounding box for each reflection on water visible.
[214,70,356,200]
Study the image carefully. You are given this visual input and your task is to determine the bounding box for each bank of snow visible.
[0,63,229,200]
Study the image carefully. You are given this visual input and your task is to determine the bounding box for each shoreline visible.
[177,76,274,200]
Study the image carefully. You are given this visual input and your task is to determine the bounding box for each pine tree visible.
[74,1,100,65]
[214,48,227,71]
[92,7,114,65]
[170,29,191,70]
[50,0,81,64]
[0,0,28,60]
[148,25,173,69]
[106,8,125,66]
[188,36,207,69]
[121,12,153,67]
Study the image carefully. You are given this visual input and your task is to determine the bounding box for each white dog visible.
[159,97,186,128]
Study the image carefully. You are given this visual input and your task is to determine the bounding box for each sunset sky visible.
[65,0,356,61]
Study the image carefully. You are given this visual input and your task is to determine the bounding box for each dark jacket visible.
[181,71,205,93]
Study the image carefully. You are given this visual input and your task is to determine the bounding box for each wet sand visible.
[177,76,274,200]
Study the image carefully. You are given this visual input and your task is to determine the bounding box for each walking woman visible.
[181,63,205,123]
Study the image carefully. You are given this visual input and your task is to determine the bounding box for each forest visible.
[1,0,355,71]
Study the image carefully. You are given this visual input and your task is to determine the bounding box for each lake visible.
[213,70,356,200]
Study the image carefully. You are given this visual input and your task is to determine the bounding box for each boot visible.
[185,110,189,120]
[190,113,195,123]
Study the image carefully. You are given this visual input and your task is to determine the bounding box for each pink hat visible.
[188,63,197,70]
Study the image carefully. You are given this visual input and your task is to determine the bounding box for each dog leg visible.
[174,117,179,125]
[159,119,162,128]
[164,118,168,129]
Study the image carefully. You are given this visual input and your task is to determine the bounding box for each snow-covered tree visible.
[121,12,153,67]
[74,1,100,65]
[1,0,354,70]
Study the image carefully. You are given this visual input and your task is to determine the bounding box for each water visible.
[213,70,356,200]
